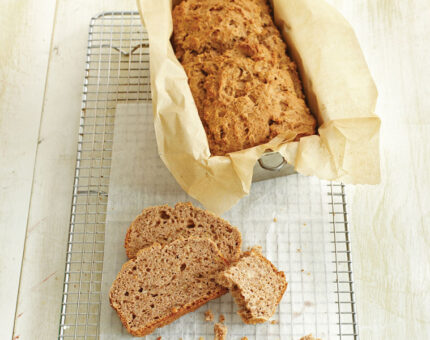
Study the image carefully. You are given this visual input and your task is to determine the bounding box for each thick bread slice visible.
[110,237,228,337]
[217,247,287,324]
[124,202,242,262]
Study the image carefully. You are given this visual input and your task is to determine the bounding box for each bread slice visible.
[217,246,287,324]
[110,238,228,337]
[124,202,242,262]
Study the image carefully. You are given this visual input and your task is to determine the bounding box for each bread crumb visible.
[304,301,313,307]
[303,223,307,226]
[214,323,227,340]
[205,310,214,322]
[301,269,304,272]
[156,337,162,340]
[300,334,321,340]
[296,248,301,253]
[270,319,278,324]
[219,314,225,323]
[273,217,277,222]
[307,272,311,276]
[199,337,205,340]
[241,337,248,340]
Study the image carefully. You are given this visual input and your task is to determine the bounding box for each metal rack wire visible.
[58,11,358,339]
[327,183,358,339]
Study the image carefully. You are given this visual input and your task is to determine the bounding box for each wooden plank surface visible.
[0,0,428,339]
[11,1,136,339]
[0,1,57,338]
[328,1,430,339]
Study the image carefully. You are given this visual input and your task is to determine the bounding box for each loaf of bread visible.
[110,238,228,337]
[172,0,316,155]
[124,202,242,262]
[217,246,287,324]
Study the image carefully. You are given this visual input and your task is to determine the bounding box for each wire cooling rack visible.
[58,11,358,339]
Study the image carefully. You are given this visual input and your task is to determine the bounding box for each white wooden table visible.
[1,0,429,339]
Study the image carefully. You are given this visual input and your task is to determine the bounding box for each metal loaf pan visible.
[252,151,296,182]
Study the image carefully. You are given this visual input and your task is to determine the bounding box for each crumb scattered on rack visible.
[156,337,161,340]
[199,337,205,340]
[304,301,314,307]
[293,310,302,318]
[219,314,225,323]
[296,248,301,253]
[241,337,248,340]
[273,217,277,222]
[300,334,321,340]
[303,223,307,226]
[214,323,227,340]
[205,310,214,322]
[307,272,311,276]
[270,319,278,325]
[301,269,304,272]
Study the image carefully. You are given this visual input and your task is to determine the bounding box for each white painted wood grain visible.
[11,1,137,339]
[327,1,430,339]
[0,1,57,338]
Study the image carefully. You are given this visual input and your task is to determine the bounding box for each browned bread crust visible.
[172,0,316,155]
[124,202,242,262]
[217,246,287,324]
[110,238,229,337]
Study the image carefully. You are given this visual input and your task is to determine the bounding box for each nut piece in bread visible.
[217,246,287,324]
[110,238,228,337]
[125,202,242,262]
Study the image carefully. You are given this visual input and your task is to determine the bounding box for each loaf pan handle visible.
[258,157,287,171]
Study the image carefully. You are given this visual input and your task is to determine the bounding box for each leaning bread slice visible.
[217,246,287,324]
[110,238,228,337]
[125,202,242,262]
